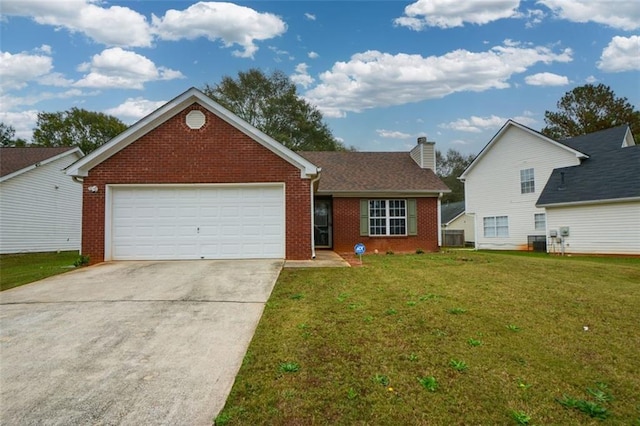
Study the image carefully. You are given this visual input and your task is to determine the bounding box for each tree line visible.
[2,70,638,204]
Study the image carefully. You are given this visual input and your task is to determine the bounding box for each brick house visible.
[67,88,448,264]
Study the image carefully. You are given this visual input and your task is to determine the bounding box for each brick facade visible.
[331,197,439,254]
[81,104,312,264]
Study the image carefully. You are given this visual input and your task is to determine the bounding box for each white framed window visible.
[520,168,535,194]
[369,199,406,236]
[534,213,546,231]
[483,216,509,238]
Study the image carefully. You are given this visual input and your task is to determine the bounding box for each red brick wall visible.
[82,104,311,264]
[332,197,439,254]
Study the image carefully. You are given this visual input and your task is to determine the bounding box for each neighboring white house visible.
[0,147,84,254]
[460,120,639,255]
[536,127,639,255]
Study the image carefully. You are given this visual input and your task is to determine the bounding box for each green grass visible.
[0,251,79,291]
[216,251,640,425]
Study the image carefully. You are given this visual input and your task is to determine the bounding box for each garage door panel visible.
[111,186,284,260]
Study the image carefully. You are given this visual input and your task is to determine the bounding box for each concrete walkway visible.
[0,259,282,426]
[283,250,350,268]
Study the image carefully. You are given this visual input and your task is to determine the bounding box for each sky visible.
[1,0,639,155]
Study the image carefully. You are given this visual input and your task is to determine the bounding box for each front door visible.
[314,198,332,248]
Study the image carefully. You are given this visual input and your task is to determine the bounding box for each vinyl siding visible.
[0,154,82,254]
[546,201,640,255]
[464,126,581,250]
[446,213,476,243]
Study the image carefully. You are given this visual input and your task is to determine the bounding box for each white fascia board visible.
[444,211,465,226]
[458,120,589,181]
[66,88,320,179]
[537,196,640,208]
[2,147,83,183]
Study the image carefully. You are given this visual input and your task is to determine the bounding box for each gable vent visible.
[186,110,206,129]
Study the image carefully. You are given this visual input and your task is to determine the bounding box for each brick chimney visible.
[410,136,436,170]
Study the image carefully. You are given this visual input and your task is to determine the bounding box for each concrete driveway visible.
[0,260,282,426]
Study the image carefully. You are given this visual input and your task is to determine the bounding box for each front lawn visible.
[217,251,640,425]
[0,251,79,291]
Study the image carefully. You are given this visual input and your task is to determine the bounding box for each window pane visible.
[496,216,509,237]
[389,218,406,235]
[370,218,386,235]
[534,213,546,231]
[520,168,535,194]
[483,217,496,237]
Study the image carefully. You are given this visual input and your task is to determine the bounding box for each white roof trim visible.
[66,87,319,178]
[1,147,84,183]
[458,120,589,181]
[443,211,465,227]
[537,196,640,208]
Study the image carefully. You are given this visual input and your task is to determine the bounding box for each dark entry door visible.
[314,199,332,248]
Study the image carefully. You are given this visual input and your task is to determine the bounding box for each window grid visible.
[520,168,535,194]
[483,216,509,238]
[369,199,406,236]
[534,213,546,231]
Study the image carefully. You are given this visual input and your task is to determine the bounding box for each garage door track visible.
[0,260,282,425]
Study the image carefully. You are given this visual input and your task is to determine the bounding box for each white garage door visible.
[110,185,284,260]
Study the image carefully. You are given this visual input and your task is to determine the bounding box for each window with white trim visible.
[369,199,406,236]
[534,213,546,231]
[520,168,535,194]
[483,216,509,237]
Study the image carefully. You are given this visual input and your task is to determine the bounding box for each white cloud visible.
[308,51,319,59]
[304,13,316,21]
[376,129,412,139]
[440,113,536,133]
[585,75,598,83]
[1,0,153,47]
[597,36,640,72]
[538,0,639,30]
[291,63,315,88]
[74,48,184,89]
[104,97,167,123]
[151,2,286,58]
[304,42,572,118]
[0,50,53,92]
[395,0,520,30]
[0,110,39,140]
[524,72,569,86]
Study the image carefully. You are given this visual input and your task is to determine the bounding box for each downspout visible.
[437,193,443,248]
[310,169,322,259]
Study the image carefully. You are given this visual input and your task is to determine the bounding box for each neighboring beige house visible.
[459,120,639,255]
[440,200,475,246]
[0,147,84,254]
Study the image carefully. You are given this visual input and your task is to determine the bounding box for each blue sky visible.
[1,0,638,155]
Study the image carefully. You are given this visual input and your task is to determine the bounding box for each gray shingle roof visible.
[0,147,78,178]
[537,126,640,206]
[297,151,450,193]
[441,201,465,224]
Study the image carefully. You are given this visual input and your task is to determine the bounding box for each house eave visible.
[1,147,84,183]
[66,87,319,179]
[537,196,640,208]
[459,119,589,181]
[315,189,450,198]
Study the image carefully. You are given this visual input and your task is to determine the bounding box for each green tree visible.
[203,68,346,151]
[0,122,27,147]
[436,148,475,203]
[542,84,640,139]
[32,108,127,154]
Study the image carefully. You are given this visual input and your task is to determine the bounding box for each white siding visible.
[464,125,580,250]
[0,154,82,254]
[546,201,640,255]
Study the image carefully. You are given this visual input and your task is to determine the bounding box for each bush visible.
[74,255,90,267]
